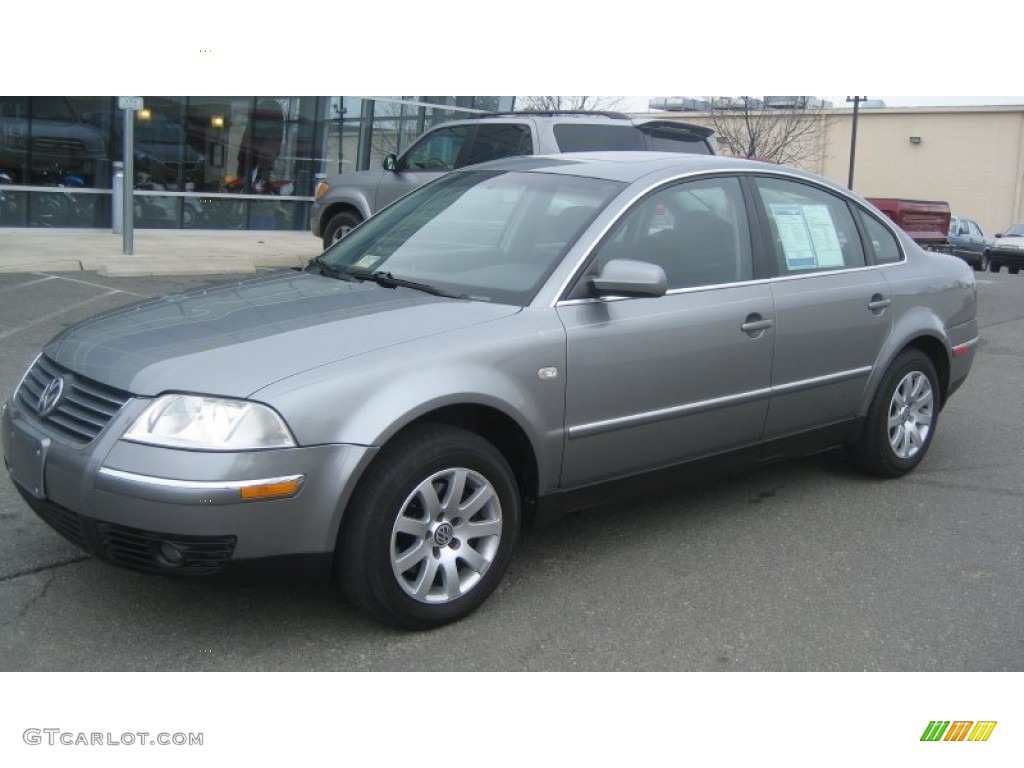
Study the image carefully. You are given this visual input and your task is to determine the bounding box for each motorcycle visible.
[32,166,87,227]
[0,168,19,223]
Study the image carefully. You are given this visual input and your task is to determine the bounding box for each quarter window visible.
[588,176,753,290]
[754,177,866,274]
[859,212,903,264]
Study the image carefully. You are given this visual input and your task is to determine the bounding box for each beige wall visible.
[643,107,1024,235]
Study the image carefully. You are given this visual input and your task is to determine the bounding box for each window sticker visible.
[353,253,379,270]
[770,203,844,270]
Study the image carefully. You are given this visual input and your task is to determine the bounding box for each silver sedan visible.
[2,152,978,628]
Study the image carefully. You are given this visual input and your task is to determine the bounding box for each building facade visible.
[653,104,1024,235]
[0,96,513,231]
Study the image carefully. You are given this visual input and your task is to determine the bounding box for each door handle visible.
[741,314,773,336]
[867,294,891,313]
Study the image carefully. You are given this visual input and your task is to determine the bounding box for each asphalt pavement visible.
[0,265,1022,671]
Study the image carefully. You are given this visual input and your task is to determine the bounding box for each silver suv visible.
[310,111,714,248]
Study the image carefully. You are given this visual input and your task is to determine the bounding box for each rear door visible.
[750,175,893,441]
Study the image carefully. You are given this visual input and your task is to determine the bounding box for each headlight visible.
[123,395,296,450]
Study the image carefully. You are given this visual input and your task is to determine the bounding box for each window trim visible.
[552,168,909,307]
[561,172,760,300]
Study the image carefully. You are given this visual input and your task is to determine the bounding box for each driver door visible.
[374,125,472,210]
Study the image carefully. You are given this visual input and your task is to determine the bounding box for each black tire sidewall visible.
[339,425,520,630]
[322,211,361,249]
[853,349,940,477]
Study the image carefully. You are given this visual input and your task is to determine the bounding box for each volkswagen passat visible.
[2,153,978,629]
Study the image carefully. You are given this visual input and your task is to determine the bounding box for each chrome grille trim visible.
[14,356,131,444]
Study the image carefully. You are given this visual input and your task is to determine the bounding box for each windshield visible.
[319,170,624,305]
[1004,222,1024,237]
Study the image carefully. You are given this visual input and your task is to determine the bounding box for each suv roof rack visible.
[475,111,632,120]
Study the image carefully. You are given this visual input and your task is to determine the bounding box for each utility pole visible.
[846,96,867,190]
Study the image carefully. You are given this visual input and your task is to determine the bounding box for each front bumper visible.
[2,394,376,578]
[988,246,1024,270]
[310,201,325,237]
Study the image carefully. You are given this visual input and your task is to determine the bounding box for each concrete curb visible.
[0,228,320,276]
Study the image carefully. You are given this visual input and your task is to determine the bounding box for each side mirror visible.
[383,154,397,172]
[590,259,667,298]
[995,233,1003,238]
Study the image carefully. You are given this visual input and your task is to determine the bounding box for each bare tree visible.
[704,97,832,166]
[517,96,626,112]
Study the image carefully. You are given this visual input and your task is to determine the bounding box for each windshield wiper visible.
[308,255,356,282]
[349,269,468,299]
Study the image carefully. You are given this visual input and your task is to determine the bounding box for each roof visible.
[463,151,802,184]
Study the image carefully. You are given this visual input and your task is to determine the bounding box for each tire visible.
[338,424,520,630]
[988,261,1000,273]
[1010,267,1020,275]
[977,251,990,272]
[848,349,939,478]
[322,210,362,249]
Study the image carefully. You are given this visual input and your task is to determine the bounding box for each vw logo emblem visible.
[37,376,65,418]
[433,522,455,547]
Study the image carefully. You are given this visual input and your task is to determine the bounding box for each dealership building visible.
[2,95,1023,237]
[652,100,1024,236]
[0,96,513,231]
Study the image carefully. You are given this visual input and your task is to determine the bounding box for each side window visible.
[398,126,471,171]
[588,176,753,290]
[968,220,983,237]
[755,177,866,274]
[461,124,532,166]
[859,211,904,264]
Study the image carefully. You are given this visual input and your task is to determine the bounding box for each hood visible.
[44,270,520,398]
[996,233,1024,248]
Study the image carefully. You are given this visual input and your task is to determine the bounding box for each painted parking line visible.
[0,275,57,295]
[31,272,151,299]
[0,291,120,342]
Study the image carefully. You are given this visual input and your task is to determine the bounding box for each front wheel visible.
[322,210,362,249]
[977,251,990,271]
[338,425,520,629]
[848,349,939,478]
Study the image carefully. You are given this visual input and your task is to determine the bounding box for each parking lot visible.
[0,266,1022,671]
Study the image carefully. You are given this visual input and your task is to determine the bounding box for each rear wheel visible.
[322,210,362,249]
[849,349,939,478]
[989,261,1000,273]
[338,425,519,629]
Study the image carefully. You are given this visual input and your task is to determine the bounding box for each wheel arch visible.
[322,201,367,226]
[365,402,541,525]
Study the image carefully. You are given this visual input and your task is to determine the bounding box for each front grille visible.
[15,356,131,444]
[19,490,237,576]
[29,136,86,155]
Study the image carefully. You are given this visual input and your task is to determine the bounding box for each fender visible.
[254,308,569,496]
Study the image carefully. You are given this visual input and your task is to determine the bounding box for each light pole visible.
[846,96,866,190]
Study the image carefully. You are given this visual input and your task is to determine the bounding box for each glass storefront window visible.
[0,95,510,229]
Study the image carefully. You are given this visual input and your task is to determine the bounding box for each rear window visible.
[553,125,645,152]
[552,124,711,154]
[643,128,713,155]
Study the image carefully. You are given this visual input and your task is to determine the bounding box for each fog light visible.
[157,541,185,567]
